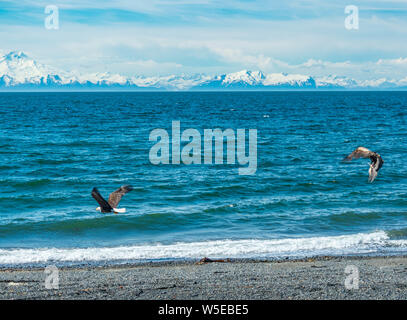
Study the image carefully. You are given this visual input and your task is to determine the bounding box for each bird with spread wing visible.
[343,147,384,182]
[91,185,133,213]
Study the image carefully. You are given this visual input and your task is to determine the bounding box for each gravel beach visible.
[1,256,407,300]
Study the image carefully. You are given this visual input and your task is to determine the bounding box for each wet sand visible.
[1,256,407,300]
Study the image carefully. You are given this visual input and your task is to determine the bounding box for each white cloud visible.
[376,57,407,65]
[109,59,183,76]
[207,47,273,70]
[299,59,353,69]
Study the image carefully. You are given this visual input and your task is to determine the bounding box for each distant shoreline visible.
[1,255,407,299]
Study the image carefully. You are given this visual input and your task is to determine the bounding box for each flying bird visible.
[91,185,133,213]
[343,147,384,182]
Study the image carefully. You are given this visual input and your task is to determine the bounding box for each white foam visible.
[1,231,406,265]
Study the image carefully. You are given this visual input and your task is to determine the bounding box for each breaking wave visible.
[1,231,407,265]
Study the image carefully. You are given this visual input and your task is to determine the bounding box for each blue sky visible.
[1,0,407,79]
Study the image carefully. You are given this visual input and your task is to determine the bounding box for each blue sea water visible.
[0,91,407,265]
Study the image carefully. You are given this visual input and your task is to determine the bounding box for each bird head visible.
[96,207,101,212]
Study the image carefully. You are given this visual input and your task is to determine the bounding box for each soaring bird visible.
[91,185,133,213]
[343,147,384,182]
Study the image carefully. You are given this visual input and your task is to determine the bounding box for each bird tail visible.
[113,208,126,213]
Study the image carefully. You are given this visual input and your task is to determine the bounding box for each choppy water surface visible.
[0,92,406,264]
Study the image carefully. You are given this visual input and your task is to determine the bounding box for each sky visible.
[1,0,407,80]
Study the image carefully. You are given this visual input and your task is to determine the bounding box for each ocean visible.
[0,91,407,265]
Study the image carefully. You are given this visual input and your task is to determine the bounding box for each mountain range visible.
[1,51,406,90]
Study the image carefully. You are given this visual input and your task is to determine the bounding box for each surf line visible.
[149,120,257,175]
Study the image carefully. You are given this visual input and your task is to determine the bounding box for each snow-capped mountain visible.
[0,51,132,88]
[263,73,315,88]
[193,70,315,89]
[0,51,406,90]
[131,74,213,90]
[0,51,62,86]
[0,53,316,90]
[315,75,406,89]
[315,75,359,89]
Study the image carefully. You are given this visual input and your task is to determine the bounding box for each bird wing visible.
[108,185,133,208]
[91,187,112,212]
[344,147,373,161]
[368,165,378,183]
[368,153,384,183]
